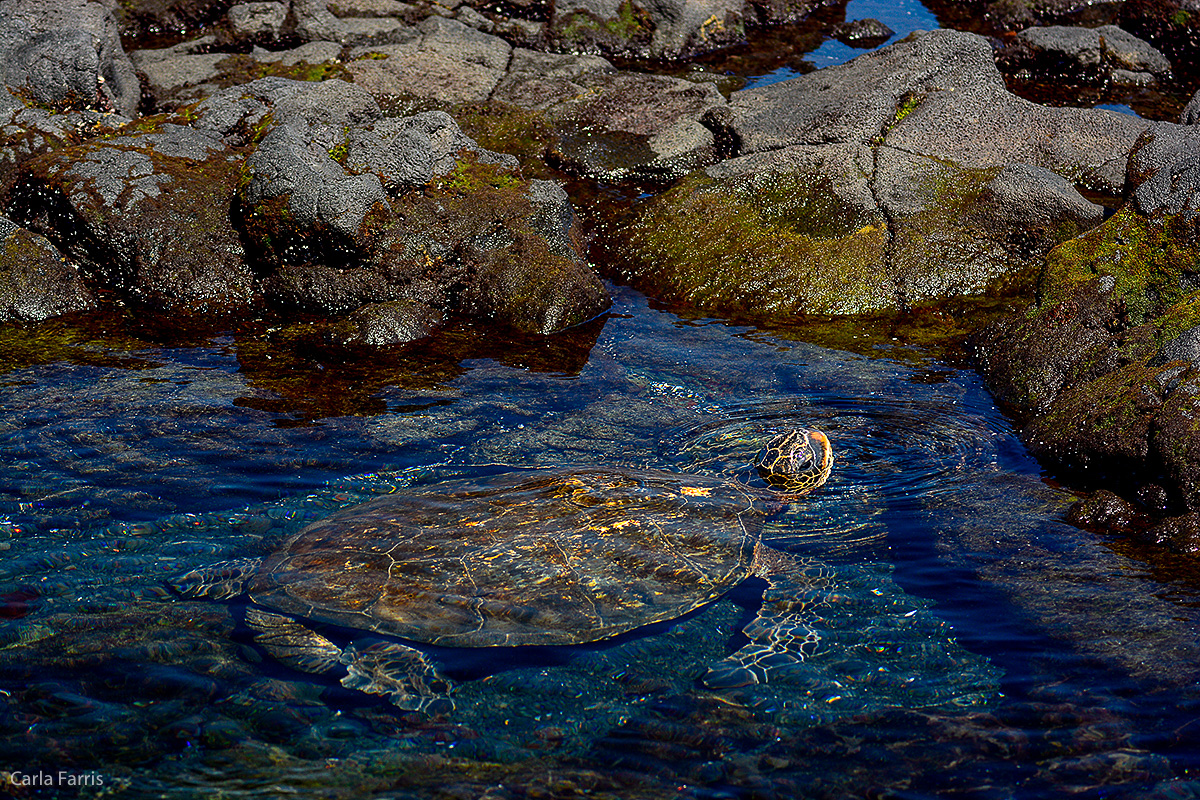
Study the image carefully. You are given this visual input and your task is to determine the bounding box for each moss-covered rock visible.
[2,121,259,319]
[616,133,1103,318]
[616,147,893,316]
[972,189,1200,527]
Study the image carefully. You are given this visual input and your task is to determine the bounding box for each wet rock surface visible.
[0,0,140,116]
[0,75,609,336]
[1000,24,1172,85]
[971,121,1200,536]
[615,29,1126,317]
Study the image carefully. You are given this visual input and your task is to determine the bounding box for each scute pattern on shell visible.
[248,468,764,647]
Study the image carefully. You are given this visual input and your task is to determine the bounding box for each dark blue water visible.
[2,283,1199,798]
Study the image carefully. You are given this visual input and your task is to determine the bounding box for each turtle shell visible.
[248,468,764,647]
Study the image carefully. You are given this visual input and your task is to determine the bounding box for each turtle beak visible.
[805,430,834,484]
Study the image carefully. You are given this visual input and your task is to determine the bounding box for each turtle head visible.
[755,428,833,495]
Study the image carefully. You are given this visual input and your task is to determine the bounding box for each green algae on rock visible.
[614,29,1112,321]
[616,157,893,317]
[972,193,1200,529]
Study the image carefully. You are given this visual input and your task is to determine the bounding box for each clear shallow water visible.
[1,285,1199,797]
[741,0,940,88]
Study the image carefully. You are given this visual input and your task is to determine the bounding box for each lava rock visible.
[616,29,1117,318]
[3,123,259,319]
[345,17,509,104]
[1127,125,1200,221]
[228,2,290,42]
[548,0,746,59]
[239,124,391,269]
[834,18,894,48]
[0,215,95,322]
[0,0,139,116]
[1004,24,1171,84]
[1066,489,1148,534]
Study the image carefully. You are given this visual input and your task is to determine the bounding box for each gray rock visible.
[240,125,390,266]
[252,41,346,66]
[496,56,724,181]
[1128,125,1200,220]
[190,77,312,145]
[130,37,228,109]
[270,78,382,153]
[883,159,1105,301]
[345,17,511,103]
[294,0,416,43]
[228,2,290,41]
[1097,25,1172,76]
[345,110,516,190]
[834,18,894,47]
[492,17,544,47]
[329,0,416,14]
[1156,326,1200,368]
[0,103,129,182]
[455,6,494,33]
[1008,24,1171,82]
[3,124,258,317]
[491,48,617,111]
[1015,25,1103,72]
[617,29,1122,318]
[715,29,1006,157]
[0,215,95,322]
[6,29,106,111]
[525,179,580,262]
[1182,88,1200,125]
[0,0,138,116]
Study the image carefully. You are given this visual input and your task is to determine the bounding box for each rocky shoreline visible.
[3,0,1200,542]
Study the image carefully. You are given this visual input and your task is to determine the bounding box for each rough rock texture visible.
[0,92,130,184]
[0,76,608,338]
[0,0,139,116]
[227,2,290,42]
[548,0,747,59]
[0,215,96,321]
[616,29,1126,318]
[345,17,509,104]
[1183,87,1200,124]
[3,122,258,318]
[972,122,1200,531]
[834,18,894,47]
[1001,24,1172,84]
[495,52,726,181]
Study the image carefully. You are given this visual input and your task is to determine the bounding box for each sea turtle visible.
[171,428,834,713]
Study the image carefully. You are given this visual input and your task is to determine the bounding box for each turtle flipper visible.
[703,554,829,689]
[245,607,343,674]
[170,557,263,600]
[340,641,455,714]
[245,610,453,712]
